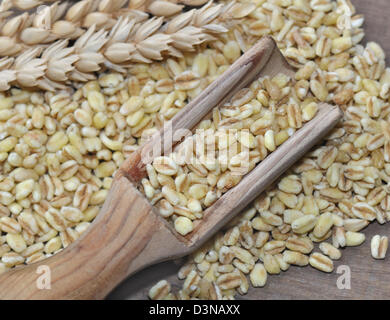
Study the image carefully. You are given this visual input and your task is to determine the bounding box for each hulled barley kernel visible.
[343,218,369,232]
[345,231,366,247]
[2,252,24,267]
[14,179,34,201]
[44,236,62,254]
[371,235,388,260]
[291,215,317,234]
[148,280,171,300]
[313,212,334,238]
[249,263,267,287]
[263,253,280,274]
[87,91,106,112]
[286,235,314,254]
[319,242,341,260]
[174,217,194,236]
[47,132,68,153]
[6,233,26,253]
[282,250,309,266]
[309,252,334,273]
[153,156,178,176]
[216,271,241,290]
[275,253,290,271]
[264,130,276,152]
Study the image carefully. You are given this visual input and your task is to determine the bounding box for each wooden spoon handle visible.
[0,177,188,300]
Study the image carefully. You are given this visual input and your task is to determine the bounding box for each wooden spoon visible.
[0,36,342,299]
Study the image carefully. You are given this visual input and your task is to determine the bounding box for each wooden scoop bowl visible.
[0,36,342,299]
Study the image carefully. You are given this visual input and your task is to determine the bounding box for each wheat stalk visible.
[0,1,255,91]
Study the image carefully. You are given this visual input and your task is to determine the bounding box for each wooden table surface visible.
[107,0,390,300]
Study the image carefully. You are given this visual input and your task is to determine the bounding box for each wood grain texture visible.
[108,0,390,300]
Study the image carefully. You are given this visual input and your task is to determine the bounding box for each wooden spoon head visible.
[114,37,341,252]
[118,36,295,184]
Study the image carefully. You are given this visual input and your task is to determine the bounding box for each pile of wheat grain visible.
[0,0,254,91]
[147,0,390,300]
[0,0,390,300]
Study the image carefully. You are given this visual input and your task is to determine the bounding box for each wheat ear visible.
[0,0,152,52]
[0,1,255,91]
[132,0,211,16]
[0,0,218,49]
[0,0,206,54]
[0,0,56,12]
[0,0,209,15]
[0,0,204,49]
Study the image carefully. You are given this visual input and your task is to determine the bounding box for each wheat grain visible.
[139,71,315,234]
[147,1,184,17]
[130,0,210,12]
[142,0,390,300]
[0,1,254,91]
[0,0,50,12]
[2,0,385,302]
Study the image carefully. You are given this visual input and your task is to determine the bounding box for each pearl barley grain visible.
[319,242,341,260]
[371,235,388,259]
[174,217,193,236]
[148,280,171,300]
[346,231,366,247]
[309,252,334,273]
[249,263,267,287]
